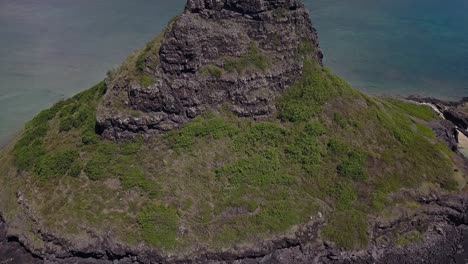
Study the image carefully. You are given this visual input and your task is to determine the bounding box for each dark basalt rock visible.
[408,96,468,137]
[97,0,322,140]
[431,119,459,152]
[0,215,42,264]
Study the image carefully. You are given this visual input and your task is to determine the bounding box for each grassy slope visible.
[0,56,461,253]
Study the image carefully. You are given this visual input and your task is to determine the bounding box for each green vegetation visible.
[3,58,460,253]
[106,18,177,89]
[12,83,104,171]
[387,99,438,121]
[137,204,178,248]
[34,150,79,180]
[140,73,156,87]
[277,62,343,122]
[285,121,325,173]
[337,151,368,181]
[13,108,58,170]
[200,65,224,79]
[216,148,295,187]
[396,230,423,246]
[224,42,270,73]
[297,40,316,57]
[322,209,368,249]
[415,121,435,138]
[165,115,239,150]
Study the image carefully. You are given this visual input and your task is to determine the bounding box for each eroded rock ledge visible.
[1,193,467,263]
[96,0,322,140]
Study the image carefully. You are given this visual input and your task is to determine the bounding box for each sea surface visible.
[0,0,467,146]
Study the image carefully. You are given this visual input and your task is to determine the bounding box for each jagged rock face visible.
[97,0,322,140]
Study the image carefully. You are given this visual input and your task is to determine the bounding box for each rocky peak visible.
[97,0,323,140]
[185,0,304,17]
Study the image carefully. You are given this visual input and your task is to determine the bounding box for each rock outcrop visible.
[407,96,468,156]
[97,0,322,140]
[0,215,41,264]
[408,96,468,136]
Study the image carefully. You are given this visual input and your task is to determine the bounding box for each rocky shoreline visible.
[407,96,468,159]
[1,192,467,263]
[0,215,41,264]
[408,96,468,136]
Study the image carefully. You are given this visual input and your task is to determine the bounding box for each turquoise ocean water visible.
[1,0,467,146]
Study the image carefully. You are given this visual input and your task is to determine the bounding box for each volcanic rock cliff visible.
[97,0,322,140]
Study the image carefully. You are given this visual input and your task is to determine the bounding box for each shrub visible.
[166,115,239,149]
[233,121,285,151]
[120,137,143,155]
[59,105,94,132]
[304,121,327,136]
[322,209,368,250]
[13,140,46,171]
[26,107,59,130]
[114,163,159,198]
[286,133,322,173]
[68,161,83,177]
[337,151,368,181]
[277,102,316,123]
[13,110,54,170]
[216,148,295,187]
[286,122,326,166]
[84,152,110,181]
[137,204,178,248]
[76,107,93,124]
[12,82,105,172]
[329,181,358,209]
[278,61,339,122]
[59,103,79,119]
[328,138,349,158]
[82,131,100,145]
[59,116,75,132]
[34,150,79,179]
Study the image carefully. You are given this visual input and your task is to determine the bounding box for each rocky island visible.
[0,0,467,263]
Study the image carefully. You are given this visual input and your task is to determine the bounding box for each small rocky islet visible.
[1,0,467,263]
